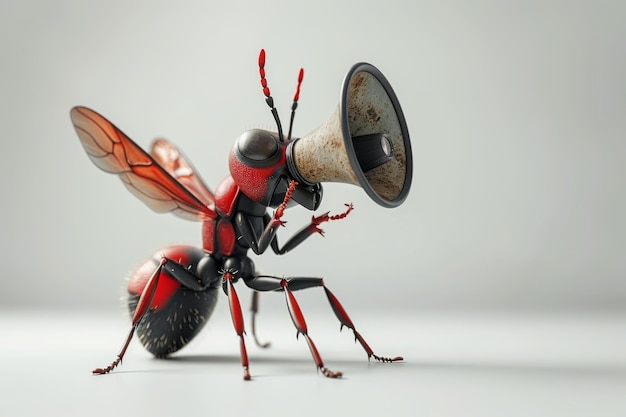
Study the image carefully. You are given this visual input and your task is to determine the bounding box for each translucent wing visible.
[150,138,215,210]
[70,106,215,221]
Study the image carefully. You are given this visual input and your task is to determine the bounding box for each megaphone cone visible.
[287,63,412,208]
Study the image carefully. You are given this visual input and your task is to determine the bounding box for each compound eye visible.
[236,129,279,165]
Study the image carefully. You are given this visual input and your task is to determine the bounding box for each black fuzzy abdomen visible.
[128,287,219,357]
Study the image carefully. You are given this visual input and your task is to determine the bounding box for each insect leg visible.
[243,275,341,377]
[323,286,403,363]
[93,258,167,375]
[280,279,342,378]
[249,291,270,348]
[246,275,402,363]
[222,270,251,380]
[272,203,354,255]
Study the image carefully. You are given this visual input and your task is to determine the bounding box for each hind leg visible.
[93,246,219,374]
[129,246,220,357]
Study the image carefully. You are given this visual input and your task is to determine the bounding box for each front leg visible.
[272,203,354,255]
[236,180,354,256]
[236,181,299,255]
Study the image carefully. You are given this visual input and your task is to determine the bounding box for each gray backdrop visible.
[1,0,624,313]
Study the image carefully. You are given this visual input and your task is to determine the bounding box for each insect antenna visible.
[258,49,284,142]
[287,68,304,141]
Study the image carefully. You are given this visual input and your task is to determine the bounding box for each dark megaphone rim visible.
[339,62,413,208]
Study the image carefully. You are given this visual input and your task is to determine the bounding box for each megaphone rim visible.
[339,62,413,208]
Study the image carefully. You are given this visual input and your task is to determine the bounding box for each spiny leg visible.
[249,291,270,348]
[324,286,403,363]
[246,274,402,364]
[93,258,167,374]
[281,279,342,378]
[223,270,251,380]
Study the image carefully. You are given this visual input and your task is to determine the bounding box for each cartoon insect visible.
[70,49,411,380]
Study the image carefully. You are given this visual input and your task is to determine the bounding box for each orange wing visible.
[150,138,215,211]
[70,106,216,221]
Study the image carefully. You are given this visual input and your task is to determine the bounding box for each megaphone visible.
[287,63,412,208]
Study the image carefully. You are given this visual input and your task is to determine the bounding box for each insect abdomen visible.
[126,246,220,356]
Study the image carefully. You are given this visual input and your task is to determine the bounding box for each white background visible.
[1,0,625,313]
[1,1,624,416]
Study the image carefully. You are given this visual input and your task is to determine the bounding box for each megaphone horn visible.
[286,63,413,208]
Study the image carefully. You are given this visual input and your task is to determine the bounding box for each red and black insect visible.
[71,49,402,380]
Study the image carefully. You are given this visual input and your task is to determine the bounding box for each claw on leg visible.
[92,259,167,375]
[282,279,343,378]
[92,356,121,375]
[353,331,403,362]
[309,203,354,236]
[92,324,137,374]
[303,334,342,378]
[324,286,403,363]
[328,203,354,221]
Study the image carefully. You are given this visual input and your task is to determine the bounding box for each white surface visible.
[1,308,625,417]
